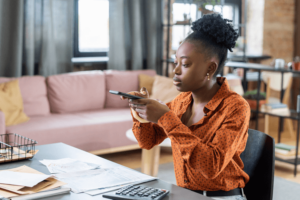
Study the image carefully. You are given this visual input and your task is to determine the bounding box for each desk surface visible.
[0,143,211,200]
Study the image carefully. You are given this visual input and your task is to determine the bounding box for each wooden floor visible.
[101,115,300,184]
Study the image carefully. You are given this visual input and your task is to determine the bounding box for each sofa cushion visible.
[0,76,50,117]
[0,111,5,135]
[6,108,136,152]
[139,74,155,96]
[104,70,156,108]
[47,71,106,113]
[150,75,181,103]
[0,80,29,126]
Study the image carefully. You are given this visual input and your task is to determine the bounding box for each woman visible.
[122,13,250,200]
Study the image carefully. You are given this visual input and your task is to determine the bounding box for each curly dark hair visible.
[185,13,238,77]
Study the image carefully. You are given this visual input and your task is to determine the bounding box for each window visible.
[172,3,197,50]
[204,0,242,34]
[74,0,109,57]
[171,0,241,51]
[205,4,240,29]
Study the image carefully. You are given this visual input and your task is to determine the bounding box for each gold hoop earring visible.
[207,73,210,81]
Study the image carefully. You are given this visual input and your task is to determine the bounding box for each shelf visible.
[162,59,174,63]
[275,157,300,165]
[163,23,191,27]
[162,23,246,27]
[226,61,300,74]
[250,109,300,120]
[71,57,108,64]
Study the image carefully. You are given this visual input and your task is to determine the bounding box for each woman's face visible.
[173,41,214,92]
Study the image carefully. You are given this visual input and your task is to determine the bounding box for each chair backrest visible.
[240,129,275,200]
[261,72,292,91]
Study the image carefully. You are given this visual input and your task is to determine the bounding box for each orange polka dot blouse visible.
[131,77,250,191]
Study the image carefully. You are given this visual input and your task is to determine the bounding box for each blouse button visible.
[184,180,188,183]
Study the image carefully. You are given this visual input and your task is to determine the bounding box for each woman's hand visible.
[129,98,170,123]
[120,87,169,123]
[120,87,149,99]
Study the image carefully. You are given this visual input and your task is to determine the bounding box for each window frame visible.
[73,0,108,57]
[225,0,242,35]
[172,0,242,40]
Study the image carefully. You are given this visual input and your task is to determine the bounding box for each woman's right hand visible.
[121,87,150,123]
[120,87,149,100]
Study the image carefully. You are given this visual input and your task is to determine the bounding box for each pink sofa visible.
[0,69,156,154]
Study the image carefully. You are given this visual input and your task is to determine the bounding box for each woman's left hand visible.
[129,99,170,123]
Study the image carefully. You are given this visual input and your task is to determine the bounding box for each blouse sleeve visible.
[157,101,250,179]
[131,100,174,150]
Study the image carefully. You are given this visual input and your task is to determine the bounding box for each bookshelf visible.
[226,61,300,176]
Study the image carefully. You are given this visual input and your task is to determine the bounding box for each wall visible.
[262,0,295,64]
[295,0,300,58]
[246,0,265,55]
[246,0,296,64]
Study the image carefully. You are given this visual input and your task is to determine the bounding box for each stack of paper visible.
[40,158,101,173]
[275,143,300,160]
[260,103,290,115]
[39,158,156,196]
[0,166,68,199]
[54,167,157,194]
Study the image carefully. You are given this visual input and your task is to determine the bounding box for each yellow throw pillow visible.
[138,74,155,96]
[0,80,29,126]
[150,75,180,103]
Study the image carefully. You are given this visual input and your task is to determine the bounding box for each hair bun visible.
[191,13,238,52]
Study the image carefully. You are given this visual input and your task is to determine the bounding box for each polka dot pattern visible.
[131,77,250,191]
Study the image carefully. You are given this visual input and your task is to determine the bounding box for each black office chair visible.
[240,129,275,200]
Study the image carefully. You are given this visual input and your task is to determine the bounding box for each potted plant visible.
[243,90,266,110]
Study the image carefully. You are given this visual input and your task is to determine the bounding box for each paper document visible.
[9,187,71,200]
[0,171,51,187]
[0,166,66,199]
[40,158,100,173]
[55,167,156,193]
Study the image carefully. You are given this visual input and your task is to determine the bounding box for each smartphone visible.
[109,90,145,99]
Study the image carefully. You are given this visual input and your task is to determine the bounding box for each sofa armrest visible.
[0,111,5,135]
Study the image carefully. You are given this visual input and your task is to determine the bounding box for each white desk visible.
[0,143,211,200]
[126,129,171,177]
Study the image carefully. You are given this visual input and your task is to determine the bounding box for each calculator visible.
[102,184,169,200]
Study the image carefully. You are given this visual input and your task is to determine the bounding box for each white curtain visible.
[0,0,24,77]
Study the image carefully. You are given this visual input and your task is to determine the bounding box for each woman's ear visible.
[208,61,218,76]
